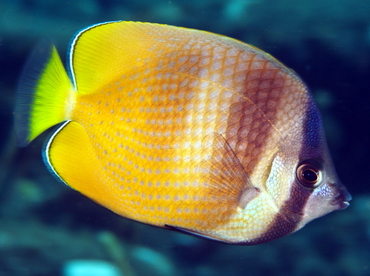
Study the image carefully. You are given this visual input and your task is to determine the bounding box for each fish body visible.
[15,21,351,244]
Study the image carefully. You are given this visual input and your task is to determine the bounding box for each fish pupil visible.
[302,169,318,182]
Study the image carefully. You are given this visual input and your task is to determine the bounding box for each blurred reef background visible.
[1,0,370,275]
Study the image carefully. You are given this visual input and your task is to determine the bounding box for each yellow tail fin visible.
[14,40,74,147]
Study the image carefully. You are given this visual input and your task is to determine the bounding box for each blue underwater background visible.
[1,0,370,275]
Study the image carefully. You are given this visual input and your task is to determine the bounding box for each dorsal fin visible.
[69,21,170,95]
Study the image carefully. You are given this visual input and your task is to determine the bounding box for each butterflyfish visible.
[14,21,351,245]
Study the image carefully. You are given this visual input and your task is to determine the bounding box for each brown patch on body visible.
[224,53,288,174]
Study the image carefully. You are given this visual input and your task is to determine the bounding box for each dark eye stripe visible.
[237,182,312,245]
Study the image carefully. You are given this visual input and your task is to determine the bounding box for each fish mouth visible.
[337,200,350,210]
[331,190,352,210]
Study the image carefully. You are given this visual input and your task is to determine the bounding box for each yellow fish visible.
[14,21,351,244]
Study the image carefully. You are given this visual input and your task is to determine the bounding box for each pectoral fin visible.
[201,133,260,210]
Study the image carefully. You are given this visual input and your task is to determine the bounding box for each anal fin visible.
[44,121,113,209]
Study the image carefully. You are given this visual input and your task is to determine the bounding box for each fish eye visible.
[296,160,322,188]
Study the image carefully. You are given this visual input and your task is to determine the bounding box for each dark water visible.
[0,0,369,275]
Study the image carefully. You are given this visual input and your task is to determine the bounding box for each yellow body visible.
[15,21,351,244]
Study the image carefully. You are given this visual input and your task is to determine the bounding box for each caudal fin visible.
[14,40,74,147]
